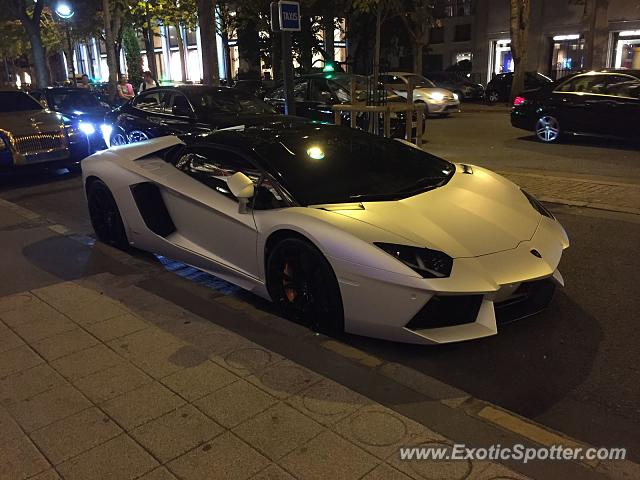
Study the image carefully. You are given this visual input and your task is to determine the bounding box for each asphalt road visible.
[1,109,639,461]
[427,106,640,184]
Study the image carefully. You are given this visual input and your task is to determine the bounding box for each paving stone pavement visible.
[499,172,640,214]
[0,275,530,480]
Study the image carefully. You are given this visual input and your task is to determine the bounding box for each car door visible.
[158,92,203,135]
[547,74,606,134]
[264,79,309,116]
[159,144,261,281]
[597,74,640,138]
[298,78,336,123]
[126,90,172,134]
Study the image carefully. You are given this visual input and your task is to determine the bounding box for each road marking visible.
[320,339,383,368]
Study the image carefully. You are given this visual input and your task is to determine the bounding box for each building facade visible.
[427,0,640,84]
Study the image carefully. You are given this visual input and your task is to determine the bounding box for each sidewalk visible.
[1,274,526,480]
[499,171,640,215]
[1,185,638,480]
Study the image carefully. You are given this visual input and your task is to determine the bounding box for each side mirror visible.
[227,172,255,213]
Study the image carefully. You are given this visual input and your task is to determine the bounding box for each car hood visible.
[330,166,541,258]
[0,109,65,136]
[59,107,109,122]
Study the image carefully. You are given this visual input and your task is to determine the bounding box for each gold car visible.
[0,89,88,169]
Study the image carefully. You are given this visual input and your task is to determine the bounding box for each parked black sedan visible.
[511,70,640,143]
[30,87,110,154]
[486,72,552,103]
[106,85,282,146]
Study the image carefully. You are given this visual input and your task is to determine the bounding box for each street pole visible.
[281,31,295,116]
[272,1,299,116]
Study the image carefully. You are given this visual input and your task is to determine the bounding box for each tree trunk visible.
[271,31,282,82]
[237,14,261,80]
[413,43,424,75]
[103,0,119,99]
[299,15,314,72]
[23,24,48,87]
[509,0,530,103]
[198,0,219,85]
[222,35,232,81]
[175,25,188,82]
[323,14,335,63]
[142,27,158,78]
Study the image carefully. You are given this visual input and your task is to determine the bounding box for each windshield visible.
[406,74,437,88]
[256,126,454,205]
[0,91,43,112]
[47,90,101,111]
[186,90,275,115]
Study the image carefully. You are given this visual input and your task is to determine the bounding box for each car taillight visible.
[513,96,526,106]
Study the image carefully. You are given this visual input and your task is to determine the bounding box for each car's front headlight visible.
[428,92,445,102]
[453,92,459,101]
[521,189,555,219]
[375,242,453,278]
[78,122,96,135]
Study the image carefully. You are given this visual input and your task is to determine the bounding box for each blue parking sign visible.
[279,1,301,31]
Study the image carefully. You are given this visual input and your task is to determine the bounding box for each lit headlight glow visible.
[78,122,96,135]
[101,124,113,148]
[453,93,459,101]
[428,92,445,102]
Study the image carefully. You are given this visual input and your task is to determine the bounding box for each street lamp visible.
[55,2,76,86]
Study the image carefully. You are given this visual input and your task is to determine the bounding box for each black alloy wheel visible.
[87,180,129,250]
[267,238,344,334]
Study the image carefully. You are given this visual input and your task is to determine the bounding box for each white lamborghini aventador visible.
[82,121,569,344]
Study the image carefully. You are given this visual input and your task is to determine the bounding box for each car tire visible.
[535,115,561,143]
[266,237,344,334]
[487,90,500,103]
[87,180,129,250]
[128,130,149,143]
[110,130,128,146]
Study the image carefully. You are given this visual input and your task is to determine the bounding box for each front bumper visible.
[332,215,568,345]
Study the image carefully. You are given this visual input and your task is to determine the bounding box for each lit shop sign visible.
[553,34,580,41]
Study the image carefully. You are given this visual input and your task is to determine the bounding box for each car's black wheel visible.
[110,130,128,146]
[87,180,129,250]
[266,237,344,334]
[487,90,500,103]
[128,130,149,143]
[535,115,561,143]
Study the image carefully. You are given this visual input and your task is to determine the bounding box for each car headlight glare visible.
[78,122,96,135]
[521,189,555,219]
[453,92,459,101]
[375,242,453,278]
[100,124,113,147]
[428,92,445,101]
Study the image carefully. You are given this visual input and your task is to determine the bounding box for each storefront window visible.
[492,40,513,76]
[551,34,583,80]
[613,31,640,69]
